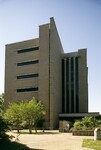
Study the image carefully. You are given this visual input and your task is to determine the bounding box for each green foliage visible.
[4,97,46,134]
[82,139,101,150]
[74,116,99,130]
[82,116,98,129]
[4,102,23,133]
[22,98,45,133]
[98,120,101,128]
[0,93,4,115]
[73,121,83,130]
[0,116,9,139]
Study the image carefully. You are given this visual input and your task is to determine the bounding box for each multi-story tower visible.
[62,49,88,114]
[5,17,89,129]
[5,18,64,129]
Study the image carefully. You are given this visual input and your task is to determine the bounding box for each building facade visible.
[5,18,88,129]
[62,50,88,114]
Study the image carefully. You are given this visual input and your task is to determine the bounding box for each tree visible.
[22,98,45,133]
[4,102,23,133]
[4,97,46,134]
[0,93,4,115]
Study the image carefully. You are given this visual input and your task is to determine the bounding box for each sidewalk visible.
[13,131,94,150]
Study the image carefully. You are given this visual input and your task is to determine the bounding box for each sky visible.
[0,0,101,113]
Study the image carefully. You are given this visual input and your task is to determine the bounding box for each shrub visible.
[73,121,83,130]
[73,116,99,130]
[0,116,9,139]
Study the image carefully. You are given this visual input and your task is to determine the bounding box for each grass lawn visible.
[82,139,101,150]
[12,129,57,134]
[12,129,44,134]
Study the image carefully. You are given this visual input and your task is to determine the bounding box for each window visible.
[71,57,74,113]
[62,59,65,113]
[17,47,39,53]
[17,60,39,66]
[17,73,38,79]
[75,57,79,112]
[17,87,38,92]
[66,58,69,113]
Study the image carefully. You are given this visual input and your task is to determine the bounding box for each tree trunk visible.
[35,124,37,133]
[17,129,20,133]
[29,124,32,134]
[17,124,20,133]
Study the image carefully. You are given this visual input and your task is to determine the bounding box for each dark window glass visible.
[75,57,79,112]
[17,87,38,92]
[71,57,74,113]
[17,73,38,79]
[17,60,39,66]
[66,58,69,113]
[62,59,65,113]
[17,47,39,53]
[71,57,74,81]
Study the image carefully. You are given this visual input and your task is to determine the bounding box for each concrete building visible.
[62,50,88,114]
[5,17,89,129]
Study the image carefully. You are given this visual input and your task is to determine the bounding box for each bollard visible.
[94,128,101,140]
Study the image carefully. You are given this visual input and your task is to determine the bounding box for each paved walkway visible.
[8,131,94,150]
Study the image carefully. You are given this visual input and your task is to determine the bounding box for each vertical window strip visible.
[62,59,65,113]
[66,58,69,113]
[71,57,74,113]
[75,57,79,112]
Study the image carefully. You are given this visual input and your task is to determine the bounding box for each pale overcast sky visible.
[0,0,101,113]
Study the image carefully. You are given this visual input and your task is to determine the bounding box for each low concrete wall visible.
[59,128,72,133]
[72,130,94,136]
